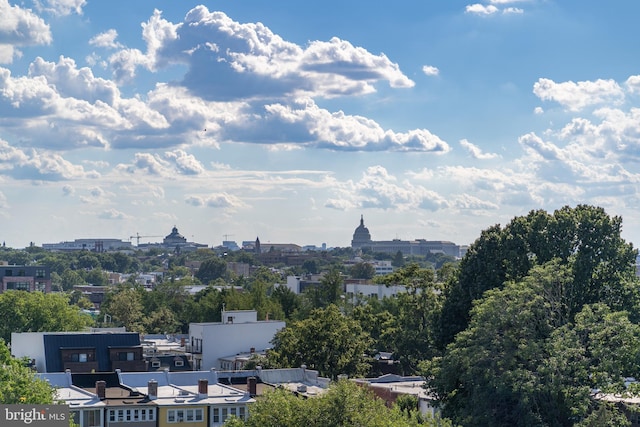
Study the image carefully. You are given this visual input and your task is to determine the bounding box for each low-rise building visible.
[188,310,285,371]
[39,369,254,427]
[352,374,439,418]
[0,264,51,293]
[11,330,146,373]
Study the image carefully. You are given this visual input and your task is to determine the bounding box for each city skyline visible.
[2,1,640,249]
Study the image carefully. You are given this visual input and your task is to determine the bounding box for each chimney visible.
[247,376,257,397]
[148,380,158,400]
[198,379,208,398]
[95,381,106,400]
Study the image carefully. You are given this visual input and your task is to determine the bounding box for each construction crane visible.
[130,233,163,246]
[222,234,235,241]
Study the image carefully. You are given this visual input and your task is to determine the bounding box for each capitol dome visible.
[351,215,372,249]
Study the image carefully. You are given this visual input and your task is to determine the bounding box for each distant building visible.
[351,215,372,249]
[350,216,461,258]
[42,239,132,252]
[188,310,285,371]
[0,264,51,293]
[138,226,209,252]
[345,282,408,302]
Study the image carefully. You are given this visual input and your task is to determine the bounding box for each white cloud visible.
[0,139,95,181]
[0,0,51,64]
[35,0,86,16]
[62,184,74,196]
[110,7,414,98]
[422,65,439,76]
[625,75,640,94]
[98,208,130,220]
[326,166,449,212]
[465,4,499,15]
[164,150,206,175]
[185,192,246,209]
[534,106,544,114]
[89,29,123,49]
[533,77,624,112]
[460,139,500,159]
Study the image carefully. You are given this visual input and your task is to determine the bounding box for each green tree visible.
[350,262,376,279]
[100,286,145,332]
[0,340,55,404]
[392,250,405,268]
[271,285,301,320]
[0,291,93,342]
[195,257,227,284]
[241,379,451,427]
[269,305,371,379]
[59,269,87,291]
[438,205,639,348]
[375,263,446,374]
[427,260,639,426]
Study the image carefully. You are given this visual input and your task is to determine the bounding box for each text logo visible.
[0,405,68,426]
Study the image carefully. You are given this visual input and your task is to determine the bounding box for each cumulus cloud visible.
[164,150,206,175]
[0,139,94,181]
[466,0,528,15]
[460,139,500,159]
[89,29,124,49]
[325,166,450,212]
[109,7,414,98]
[185,192,246,209]
[0,7,446,155]
[533,77,624,112]
[35,0,86,16]
[422,65,439,76]
[0,0,51,63]
[465,4,499,15]
[62,184,74,196]
[222,97,450,152]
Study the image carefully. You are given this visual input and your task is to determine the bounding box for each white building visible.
[188,310,285,371]
[345,282,408,302]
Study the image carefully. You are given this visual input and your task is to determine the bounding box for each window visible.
[174,359,184,367]
[167,408,201,423]
[151,360,161,368]
[35,269,46,278]
[119,351,135,361]
[79,353,88,363]
[83,409,101,427]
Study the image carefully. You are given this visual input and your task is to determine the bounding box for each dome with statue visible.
[351,215,372,249]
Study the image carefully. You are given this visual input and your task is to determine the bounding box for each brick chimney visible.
[198,379,208,398]
[148,380,158,400]
[95,381,106,400]
[247,376,257,397]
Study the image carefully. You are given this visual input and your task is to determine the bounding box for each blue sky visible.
[2,0,640,249]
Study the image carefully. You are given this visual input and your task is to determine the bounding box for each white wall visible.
[11,332,47,372]
[190,320,286,370]
[345,283,407,300]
